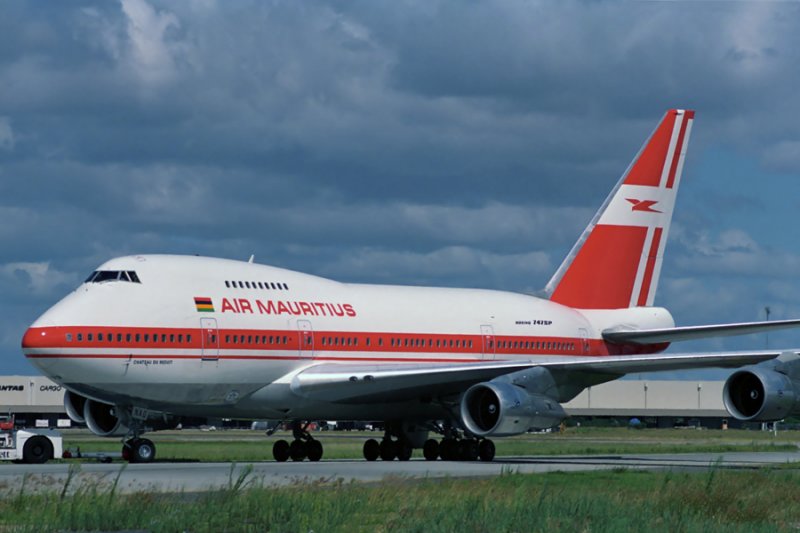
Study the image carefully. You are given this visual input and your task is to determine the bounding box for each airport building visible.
[0,375,735,429]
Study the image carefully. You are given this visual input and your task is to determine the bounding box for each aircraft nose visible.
[21,323,61,372]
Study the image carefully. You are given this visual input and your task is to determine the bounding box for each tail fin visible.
[545,109,694,309]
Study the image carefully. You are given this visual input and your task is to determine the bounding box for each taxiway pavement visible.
[1,452,797,494]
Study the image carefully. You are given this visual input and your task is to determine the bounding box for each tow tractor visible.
[0,416,63,464]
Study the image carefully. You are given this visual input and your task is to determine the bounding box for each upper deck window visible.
[85,270,141,284]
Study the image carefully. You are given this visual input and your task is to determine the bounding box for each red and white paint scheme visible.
[21,110,800,463]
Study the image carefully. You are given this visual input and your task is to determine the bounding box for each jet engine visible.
[84,398,130,437]
[460,381,567,437]
[64,390,87,424]
[723,367,800,422]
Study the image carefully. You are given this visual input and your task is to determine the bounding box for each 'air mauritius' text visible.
[221,298,356,317]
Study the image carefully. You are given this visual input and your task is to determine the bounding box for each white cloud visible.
[0,262,77,296]
[120,0,184,86]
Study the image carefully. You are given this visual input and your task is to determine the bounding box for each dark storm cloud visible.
[3,0,800,373]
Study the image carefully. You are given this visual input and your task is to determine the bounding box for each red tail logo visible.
[626,198,662,213]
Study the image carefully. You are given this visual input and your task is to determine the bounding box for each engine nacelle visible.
[84,399,130,437]
[460,382,567,437]
[64,391,87,424]
[723,368,800,422]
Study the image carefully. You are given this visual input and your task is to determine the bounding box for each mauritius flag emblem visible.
[194,297,214,312]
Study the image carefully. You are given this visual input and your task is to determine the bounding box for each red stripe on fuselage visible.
[22,325,667,359]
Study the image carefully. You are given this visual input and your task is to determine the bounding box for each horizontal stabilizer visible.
[603,318,800,345]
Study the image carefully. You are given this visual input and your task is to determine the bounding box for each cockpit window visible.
[85,270,142,284]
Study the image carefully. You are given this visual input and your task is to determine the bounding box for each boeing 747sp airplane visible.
[22,109,800,463]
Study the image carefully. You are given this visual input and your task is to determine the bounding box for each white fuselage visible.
[22,255,674,420]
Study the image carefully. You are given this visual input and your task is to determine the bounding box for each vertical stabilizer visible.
[545,109,694,309]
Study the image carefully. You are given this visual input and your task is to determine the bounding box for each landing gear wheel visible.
[463,439,479,461]
[126,438,156,463]
[397,441,413,461]
[363,439,380,461]
[22,435,52,464]
[289,439,307,462]
[273,439,290,462]
[307,439,324,462]
[379,439,397,461]
[439,438,456,461]
[478,439,496,462]
[423,439,439,461]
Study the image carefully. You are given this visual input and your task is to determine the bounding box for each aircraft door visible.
[297,319,314,359]
[481,325,495,360]
[200,317,220,362]
[578,328,590,355]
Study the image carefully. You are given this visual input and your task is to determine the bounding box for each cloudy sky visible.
[2,0,800,376]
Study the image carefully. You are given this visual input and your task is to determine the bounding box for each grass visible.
[2,468,799,532]
[60,427,800,463]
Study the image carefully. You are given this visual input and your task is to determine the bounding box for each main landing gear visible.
[272,421,323,462]
[361,424,495,462]
[122,437,156,463]
[362,436,413,462]
[422,437,495,462]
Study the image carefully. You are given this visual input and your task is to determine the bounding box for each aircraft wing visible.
[603,318,800,345]
[290,350,784,404]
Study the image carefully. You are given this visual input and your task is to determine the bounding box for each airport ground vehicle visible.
[0,417,63,464]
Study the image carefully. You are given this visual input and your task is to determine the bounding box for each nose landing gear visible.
[122,437,156,463]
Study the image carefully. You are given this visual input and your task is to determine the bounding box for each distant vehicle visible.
[22,109,800,464]
[0,417,63,464]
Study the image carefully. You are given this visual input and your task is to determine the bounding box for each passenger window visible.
[233,336,238,344]
[187,334,192,343]
[143,334,149,342]
[238,281,244,288]
[248,335,252,344]
[66,333,73,342]
[365,338,370,347]
[126,333,131,342]
[239,335,245,344]
[283,283,289,290]
[77,333,83,341]
[225,335,230,343]
[178,334,183,343]
[270,283,277,289]
[161,334,167,343]
[469,340,473,348]
[98,333,103,341]
[225,281,230,288]
[135,334,141,342]
[283,336,288,344]
[88,333,93,341]
[254,336,260,345]
[117,333,122,342]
